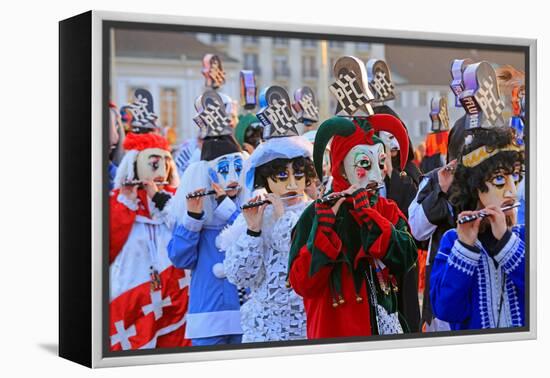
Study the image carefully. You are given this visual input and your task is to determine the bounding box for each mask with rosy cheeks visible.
[207,152,244,189]
[266,163,306,200]
[136,147,172,183]
[343,144,386,188]
[478,164,523,224]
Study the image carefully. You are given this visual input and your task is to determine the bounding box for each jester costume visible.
[288,115,418,338]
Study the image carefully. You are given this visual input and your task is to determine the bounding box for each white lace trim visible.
[448,240,481,276]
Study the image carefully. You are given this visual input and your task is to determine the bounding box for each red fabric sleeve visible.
[289,245,333,298]
[360,207,393,259]
[109,192,137,264]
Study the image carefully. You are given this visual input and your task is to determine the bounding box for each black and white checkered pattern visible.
[128,96,158,128]
[371,71,395,101]
[329,72,370,116]
[475,75,505,125]
[299,94,319,122]
[194,102,232,137]
[259,98,299,138]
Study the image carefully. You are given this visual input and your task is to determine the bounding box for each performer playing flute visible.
[430,61,526,330]
[167,89,247,346]
[218,86,315,342]
[288,56,418,338]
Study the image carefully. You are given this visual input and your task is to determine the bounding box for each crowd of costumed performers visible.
[107,52,526,351]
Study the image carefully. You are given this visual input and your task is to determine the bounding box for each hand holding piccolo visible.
[317,184,384,205]
[186,186,241,199]
[457,202,520,224]
[241,194,301,210]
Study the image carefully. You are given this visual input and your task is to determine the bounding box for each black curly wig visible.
[254,156,317,192]
[449,127,524,214]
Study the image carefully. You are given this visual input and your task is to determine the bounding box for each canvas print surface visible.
[105,23,528,353]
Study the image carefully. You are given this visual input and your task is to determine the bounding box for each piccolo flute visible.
[457,202,521,224]
[123,180,169,186]
[317,184,384,205]
[186,186,241,199]
[241,194,301,210]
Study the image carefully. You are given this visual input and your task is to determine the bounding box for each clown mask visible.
[343,144,386,188]
[208,152,244,190]
[478,162,523,225]
[136,148,172,183]
[379,131,400,158]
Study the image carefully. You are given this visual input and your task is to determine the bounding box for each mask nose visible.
[287,174,298,190]
[504,175,518,200]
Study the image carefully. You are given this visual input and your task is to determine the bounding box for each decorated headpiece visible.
[257,86,300,139]
[450,58,473,108]
[193,90,233,139]
[430,96,450,132]
[459,61,506,129]
[240,70,257,110]
[424,97,450,158]
[293,86,320,125]
[329,56,375,117]
[202,54,226,89]
[456,61,523,168]
[127,89,159,132]
[366,58,396,105]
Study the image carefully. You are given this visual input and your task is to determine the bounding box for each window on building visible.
[419,91,428,107]
[302,56,318,78]
[243,53,261,74]
[243,35,259,44]
[273,37,289,46]
[329,40,344,49]
[211,34,229,43]
[302,39,317,48]
[160,87,179,145]
[356,42,370,51]
[273,55,290,77]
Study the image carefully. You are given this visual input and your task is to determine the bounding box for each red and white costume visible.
[109,133,191,351]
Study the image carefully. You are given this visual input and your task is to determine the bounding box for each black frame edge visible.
[59,10,93,368]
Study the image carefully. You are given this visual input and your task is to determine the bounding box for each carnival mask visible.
[266,162,306,201]
[478,163,523,225]
[379,131,400,157]
[207,152,244,190]
[136,148,172,183]
[343,144,386,188]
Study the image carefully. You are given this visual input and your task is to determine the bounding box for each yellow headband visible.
[462,144,522,168]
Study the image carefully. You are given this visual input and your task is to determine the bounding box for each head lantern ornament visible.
[366,58,396,105]
[193,90,233,139]
[293,86,320,125]
[459,61,506,130]
[329,56,375,117]
[202,54,226,89]
[240,70,257,110]
[256,86,300,139]
[450,58,474,108]
[127,88,159,133]
[430,96,450,132]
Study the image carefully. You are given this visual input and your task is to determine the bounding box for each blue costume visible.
[430,225,525,330]
[168,195,243,345]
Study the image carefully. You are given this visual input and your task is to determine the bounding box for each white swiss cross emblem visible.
[142,290,172,320]
[111,320,136,350]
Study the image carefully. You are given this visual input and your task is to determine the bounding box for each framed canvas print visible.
[59,10,537,368]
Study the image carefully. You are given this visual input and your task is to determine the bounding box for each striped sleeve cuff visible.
[448,239,481,276]
[494,232,524,274]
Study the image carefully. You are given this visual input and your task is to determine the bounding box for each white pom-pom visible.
[464,134,473,145]
[212,263,226,279]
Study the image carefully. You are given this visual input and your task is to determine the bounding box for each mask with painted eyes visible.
[478,162,523,220]
[343,144,386,188]
[136,148,172,183]
[265,162,306,198]
[207,152,244,189]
